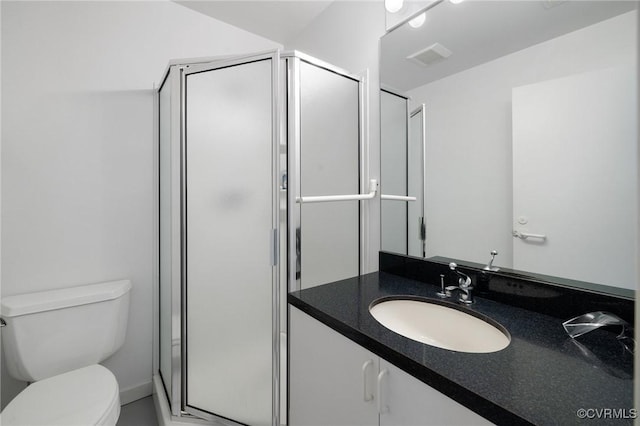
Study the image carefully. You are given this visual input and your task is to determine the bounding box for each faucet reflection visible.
[445,262,474,305]
[563,311,633,343]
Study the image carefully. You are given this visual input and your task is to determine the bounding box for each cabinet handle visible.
[377,369,389,414]
[362,360,374,401]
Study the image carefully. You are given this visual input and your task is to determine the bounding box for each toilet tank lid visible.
[1,279,132,318]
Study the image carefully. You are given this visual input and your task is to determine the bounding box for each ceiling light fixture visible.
[408,13,426,28]
[450,0,465,4]
[385,0,404,13]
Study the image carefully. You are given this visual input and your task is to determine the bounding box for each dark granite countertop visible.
[288,271,634,426]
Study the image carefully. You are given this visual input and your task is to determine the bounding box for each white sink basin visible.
[369,298,510,353]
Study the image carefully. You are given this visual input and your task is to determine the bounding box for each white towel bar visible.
[512,230,547,241]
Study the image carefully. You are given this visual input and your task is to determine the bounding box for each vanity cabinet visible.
[289,305,378,425]
[378,359,492,426]
[289,306,492,426]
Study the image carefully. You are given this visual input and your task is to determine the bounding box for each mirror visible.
[380,1,638,292]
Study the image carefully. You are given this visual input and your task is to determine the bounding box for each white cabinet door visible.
[289,306,379,426]
[379,360,493,426]
[290,307,493,426]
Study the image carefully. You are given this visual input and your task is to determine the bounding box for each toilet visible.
[0,279,132,426]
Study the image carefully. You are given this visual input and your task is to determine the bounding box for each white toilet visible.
[0,279,132,426]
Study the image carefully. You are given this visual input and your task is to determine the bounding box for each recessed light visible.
[385,0,404,13]
[409,13,426,28]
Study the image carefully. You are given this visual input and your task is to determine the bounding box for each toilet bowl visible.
[1,365,120,426]
[0,280,131,426]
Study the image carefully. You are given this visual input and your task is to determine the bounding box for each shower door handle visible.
[296,179,378,203]
[381,194,417,201]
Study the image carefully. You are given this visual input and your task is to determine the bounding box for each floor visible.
[117,396,159,426]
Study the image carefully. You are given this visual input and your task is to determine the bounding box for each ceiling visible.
[381,1,638,92]
[175,1,336,45]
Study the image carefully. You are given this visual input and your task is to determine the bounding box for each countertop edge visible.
[288,292,533,426]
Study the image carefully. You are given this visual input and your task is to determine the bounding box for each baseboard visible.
[120,380,153,405]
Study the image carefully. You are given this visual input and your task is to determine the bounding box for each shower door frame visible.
[380,87,410,255]
[408,104,426,258]
[157,61,185,418]
[284,51,368,293]
[157,50,282,425]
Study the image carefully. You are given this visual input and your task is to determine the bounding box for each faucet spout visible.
[448,263,474,304]
[449,262,472,288]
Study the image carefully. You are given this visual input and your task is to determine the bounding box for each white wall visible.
[1,0,280,408]
[287,1,386,272]
[511,67,636,289]
[408,11,637,268]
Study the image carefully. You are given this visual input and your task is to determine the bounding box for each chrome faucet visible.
[445,262,474,304]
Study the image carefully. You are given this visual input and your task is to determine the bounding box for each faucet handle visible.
[436,274,448,298]
[446,264,474,304]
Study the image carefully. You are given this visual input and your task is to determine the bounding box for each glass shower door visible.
[296,59,362,289]
[183,53,279,425]
[380,89,409,254]
[158,68,172,400]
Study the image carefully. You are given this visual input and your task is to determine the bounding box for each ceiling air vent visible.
[406,43,452,67]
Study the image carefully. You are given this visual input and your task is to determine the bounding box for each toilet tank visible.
[0,280,131,382]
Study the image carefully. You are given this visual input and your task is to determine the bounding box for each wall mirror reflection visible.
[380,0,638,293]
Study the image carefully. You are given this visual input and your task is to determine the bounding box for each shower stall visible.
[156,50,366,425]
